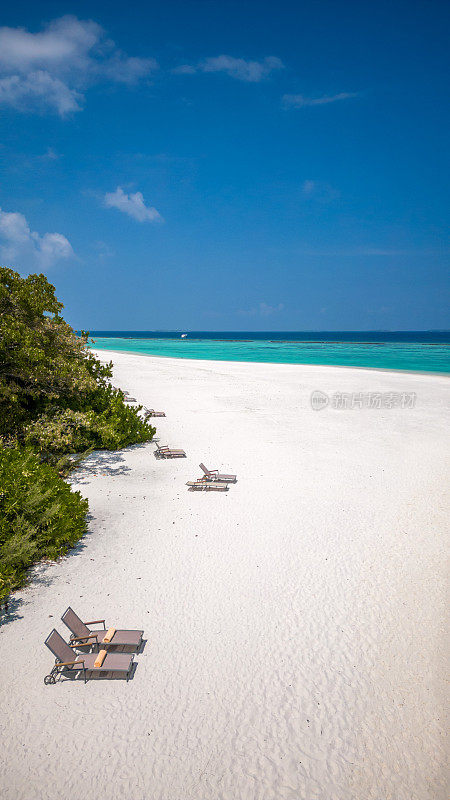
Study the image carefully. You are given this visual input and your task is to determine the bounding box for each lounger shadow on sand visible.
[186,480,229,491]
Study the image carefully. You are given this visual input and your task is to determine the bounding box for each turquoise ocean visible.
[88,331,450,374]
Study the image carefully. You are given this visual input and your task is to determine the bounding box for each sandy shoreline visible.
[0,350,448,799]
[89,344,450,378]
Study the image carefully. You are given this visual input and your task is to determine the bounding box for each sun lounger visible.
[144,408,166,417]
[186,480,229,491]
[61,607,143,650]
[156,444,186,458]
[44,629,134,684]
[199,463,237,482]
[156,445,186,457]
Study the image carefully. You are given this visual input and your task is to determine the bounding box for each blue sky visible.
[0,0,449,330]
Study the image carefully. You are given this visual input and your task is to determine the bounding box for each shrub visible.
[0,446,89,603]
[0,269,96,438]
[0,266,156,606]
[24,409,99,457]
[95,392,156,450]
[24,398,155,460]
[1,267,156,459]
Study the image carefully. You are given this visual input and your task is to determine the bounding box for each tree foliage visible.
[0,446,89,602]
[0,266,156,604]
[0,269,95,438]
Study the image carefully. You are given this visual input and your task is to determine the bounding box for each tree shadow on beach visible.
[64,512,95,559]
[1,441,155,628]
[0,596,24,627]
[71,449,131,484]
[71,442,154,485]
[0,515,96,628]
[0,565,60,628]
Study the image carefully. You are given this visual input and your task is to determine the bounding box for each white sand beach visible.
[0,350,448,800]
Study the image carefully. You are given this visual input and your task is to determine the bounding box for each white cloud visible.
[0,70,82,114]
[201,55,283,82]
[0,16,101,73]
[295,245,447,257]
[99,53,158,85]
[0,208,74,270]
[301,180,340,202]
[0,16,158,116]
[43,147,60,160]
[94,240,115,260]
[172,64,197,75]
[238,302,285,317]
[283,91,359,108]
[175,55,284,82]
[259,301,285,316]
[302,180,316,196]
[103,187,163,223]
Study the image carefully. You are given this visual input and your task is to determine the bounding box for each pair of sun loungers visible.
[186,463,237,491]
[154,440,237,492]
[44,607,143,684]
[124,396,166,418]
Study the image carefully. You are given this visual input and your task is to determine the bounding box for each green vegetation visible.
[0,267,155,605]
[0,447,89,602]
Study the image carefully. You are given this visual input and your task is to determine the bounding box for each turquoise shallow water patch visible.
[88,333,450,373]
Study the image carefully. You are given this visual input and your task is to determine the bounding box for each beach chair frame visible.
[61,607,143,651]
[44,629,135,684]
[155,444,186,458]
[199,463,237,482]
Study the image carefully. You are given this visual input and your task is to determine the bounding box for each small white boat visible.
[181,333,187,338]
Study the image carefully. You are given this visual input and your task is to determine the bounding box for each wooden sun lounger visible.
[156,444,186,458]
[199,463,237,482]
[61,607,143,651]
[156,445,185,455]
[144,408,166,417]
[44,629,134,684]
[186,480,229,491]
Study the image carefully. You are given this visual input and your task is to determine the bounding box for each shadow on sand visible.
[0,564,62,628]
[1,441,154,628]
[72,442,153,485]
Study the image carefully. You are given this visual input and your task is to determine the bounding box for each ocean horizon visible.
[87,330,450,373]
